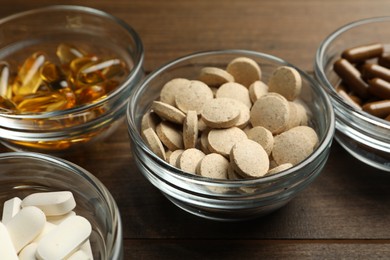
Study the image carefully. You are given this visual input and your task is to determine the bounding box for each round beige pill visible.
[289,125,319,147]
[201,98,240,128]
[216,82,252,108]
[183,110,198,149]
[200,130,211,154]
[151,101,186,124]
[167,149,185,167]
[232,99,250,129]
[142,128,166,160]
[227,163,243,180]
[197,153,229,179]
[160,78,191,106]
[198,67,234,87]
[294,101,309,126]
[155,121,184,151]
[178,148,205,174]
[141,111,160,132]
[246,126,274,156]
[266,163,293,176]
[175,80,213,115]
[286,102,301,130]
[207,127,247,157]
[250,93,290,134]
[230,139,269,178]
[226,57,261,87]
[268,66,302,101]
[198,117,208,132]
[272,126,317,166]
[249,80,268,103]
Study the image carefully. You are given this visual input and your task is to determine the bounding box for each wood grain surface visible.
[1,1,390,259]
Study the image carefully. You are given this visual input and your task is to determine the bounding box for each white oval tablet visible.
[1,197,21,224]
[0,222,18,260]
[21,191,76,216]
[67,249,90,260]
[46,210,76,225]
[33,221,57,243]
[18,242,38,260]
[36,215,92,260]
[6,206,46,253]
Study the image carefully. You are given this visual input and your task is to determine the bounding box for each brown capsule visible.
[362,100,390,118]
[341,43,384,64]
[333,58,370,99]
[385,113,390,122]
[362,63,390,82]
[368,78,390,99]
[336,88,362,110]
[378,53,390,69]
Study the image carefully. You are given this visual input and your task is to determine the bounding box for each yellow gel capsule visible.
[56,43,87,65]
[77,58,125,85]
[40,61,63,84]
[17,92,68,113]
[0,61,10,98]
[57,80,76,109]
[103,79,120,94]
[0,96,17,112]
[69,56,98,76]
[13,52,46,96]
[76,84,106,104]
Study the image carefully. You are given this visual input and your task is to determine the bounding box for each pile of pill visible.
[141,57,319,180]
[0,43,128,113]
[0,191,94,259]
[333,43,390,121]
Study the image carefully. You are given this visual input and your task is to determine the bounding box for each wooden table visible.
[1,1,390,259]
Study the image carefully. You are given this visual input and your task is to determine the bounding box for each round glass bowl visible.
[127,50,335,221]
[0,152,122,259]
[315,17,390,172]
[0,5,144,152]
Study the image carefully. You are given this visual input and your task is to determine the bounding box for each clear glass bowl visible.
[127,50,335,221]
[0,152,123,259]
[315,16,390,172]
[0,5,144,153]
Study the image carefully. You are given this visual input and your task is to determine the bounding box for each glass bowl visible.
[315,16,390,172]
[127,50,335,221]
[0,152,122,259]
[0,5,144,153]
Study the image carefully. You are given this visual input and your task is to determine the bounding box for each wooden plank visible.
[124,239,390,259]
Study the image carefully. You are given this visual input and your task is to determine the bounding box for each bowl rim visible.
[314,16,390,129]
[0,5,144,119]
[127,49,335,186]
[0,151,123,259]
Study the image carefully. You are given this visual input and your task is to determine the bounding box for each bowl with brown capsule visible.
[315,16,390,172]
[0,5,144,153]
[127,49,335,221]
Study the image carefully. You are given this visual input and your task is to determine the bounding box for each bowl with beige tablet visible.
[0,152,122,259]
[0,5,144,153]
[315,16,390,172]
[127,49,335,221]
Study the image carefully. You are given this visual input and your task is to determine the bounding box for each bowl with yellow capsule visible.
[0,5,144,152]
